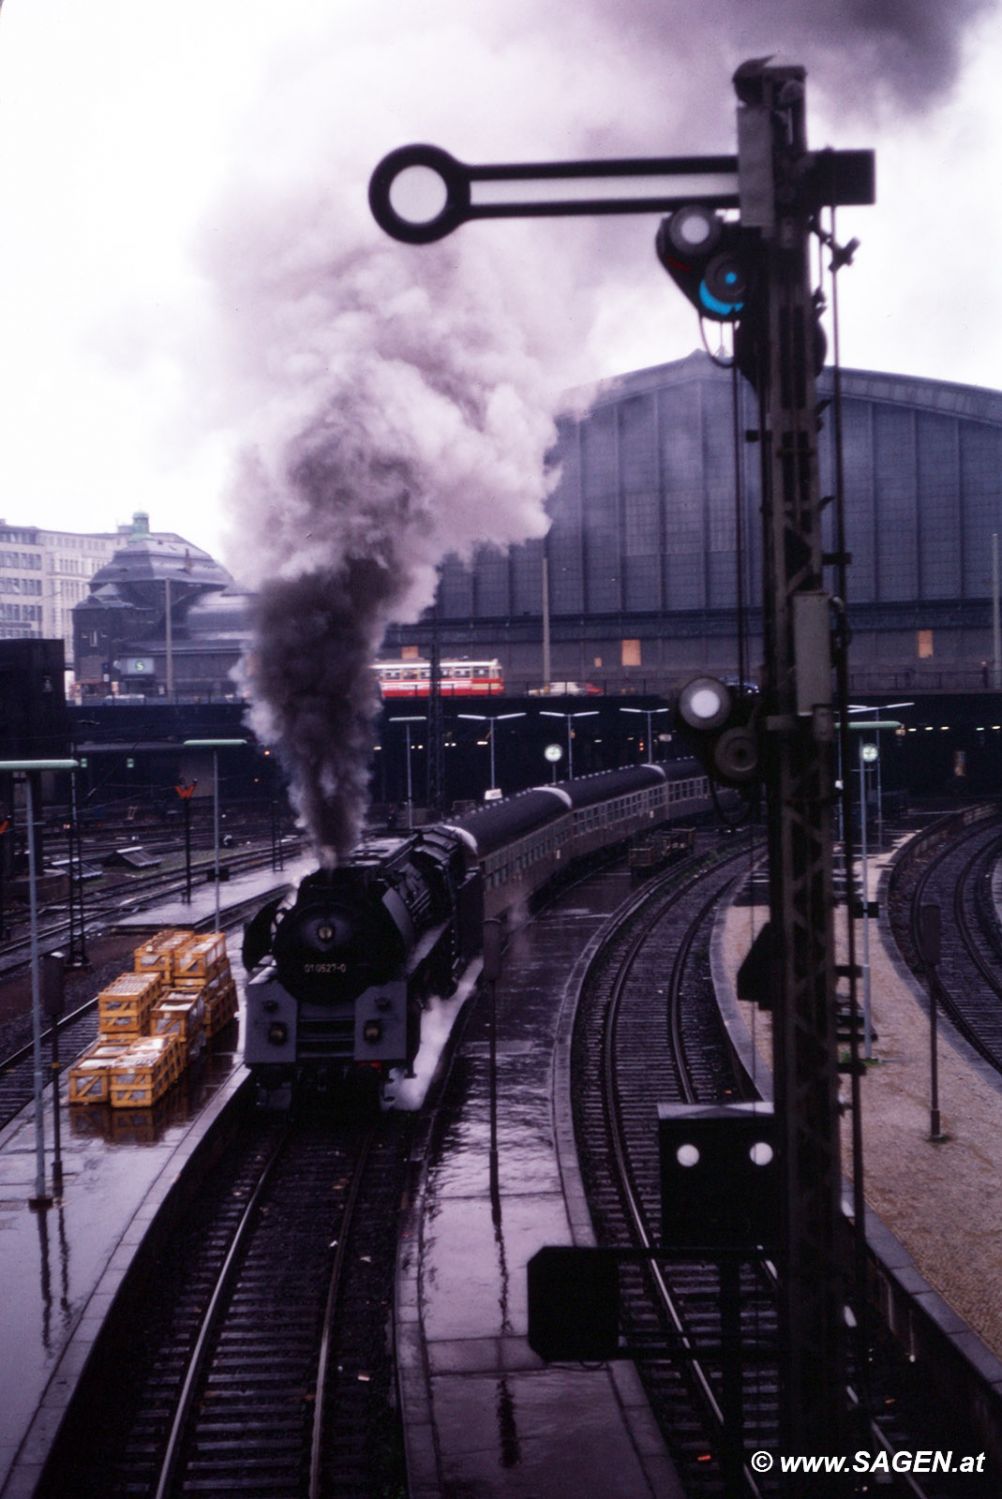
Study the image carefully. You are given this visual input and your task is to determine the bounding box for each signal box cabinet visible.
[658,1101,778,1252]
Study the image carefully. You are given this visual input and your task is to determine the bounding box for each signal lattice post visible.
[370,68,874,1484]
[735,63,846,1471]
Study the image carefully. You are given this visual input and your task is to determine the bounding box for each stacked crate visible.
[173,933,227,984]
[68,1040,135,1105]
[150,991,205,1065]
[133,929,195,980]
[97,972,164,1037]
[172,932,238,1038]
[108,1035,183,1109]
[69,928,238,1107]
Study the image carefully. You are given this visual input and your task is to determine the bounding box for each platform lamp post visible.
[0,759,79,1207]
[540,710,598,781]
[842,721,901,1060]
[66,720,99,969]
[847,702,913,848]
[457,711,526,797]
[619,706,669,765]
[389,717,425,830]
[182,740,246,930]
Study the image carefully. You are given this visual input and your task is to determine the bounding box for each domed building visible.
[73,512,252,700]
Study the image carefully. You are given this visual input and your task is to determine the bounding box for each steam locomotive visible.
[242,760,724,1101]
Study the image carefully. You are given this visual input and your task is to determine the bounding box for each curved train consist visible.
[242,760,722,1099]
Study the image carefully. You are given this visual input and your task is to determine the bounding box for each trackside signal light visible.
[655,207,751,323]
[679,677,733,732]
[363,1019,383,1044]
[267,1022,288,1045]
[677,674,761,786]
[664,204,723,255]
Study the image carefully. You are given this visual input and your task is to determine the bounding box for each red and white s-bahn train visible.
[372,657,504,697]
[242,760,722,1100]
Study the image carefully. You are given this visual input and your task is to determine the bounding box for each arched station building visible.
[385,351,1002,699]
[72,359,1002,720]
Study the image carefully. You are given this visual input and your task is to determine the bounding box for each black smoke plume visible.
[247,559,396,863]
[225,229,564,862]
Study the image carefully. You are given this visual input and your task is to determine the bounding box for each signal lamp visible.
[677,675,760,787]
[655,208,751,324]
[267,1022,288,1046]
[662,204,723,256]
[702,253,747,312]
[679,676,733,731]
[363,1019,383,1044]
[713,725,759,784]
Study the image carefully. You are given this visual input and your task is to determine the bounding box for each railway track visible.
[574,834,1000,1498]
[887,807,1002,1075]
[0,836,302,983]
[38,1102,412,1499]
[573,838,764,1497]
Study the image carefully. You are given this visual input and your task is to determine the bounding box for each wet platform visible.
[397,868,684,1499]
[0,860,308,1499]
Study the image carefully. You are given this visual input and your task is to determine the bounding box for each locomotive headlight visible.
[363,1019,383,1044]
[267,1022,288,1045]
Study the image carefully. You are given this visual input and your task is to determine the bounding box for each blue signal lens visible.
[698,280,743,318]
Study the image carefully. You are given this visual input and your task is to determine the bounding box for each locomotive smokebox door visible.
[658,1102,778,1251]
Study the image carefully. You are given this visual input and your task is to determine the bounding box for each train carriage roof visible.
[450,758,704,855]
[552,762,679,807]
[451,788,569,855]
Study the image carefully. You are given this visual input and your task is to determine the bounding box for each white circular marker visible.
[544,743,563,763]
[388,165,449,225]
[749,1141,774,1166]
[689,687,723,721]
[676,1143,700,1168]
[680,216,713,245]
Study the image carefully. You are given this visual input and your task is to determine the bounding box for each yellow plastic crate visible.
[68,1041,134,1105]
[204,979,239,1037]
[151,992,205,1065]
[173,933,227,982]
[133,929,195,982]
[109,1035,182,1108]
[174,967,226,998]
[98,972,164,1036]
[187,968,235,1029]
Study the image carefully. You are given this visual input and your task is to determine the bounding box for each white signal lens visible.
[678,675,732,731]
[690,687,723,720]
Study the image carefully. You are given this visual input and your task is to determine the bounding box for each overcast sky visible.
[0,0,998,568]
